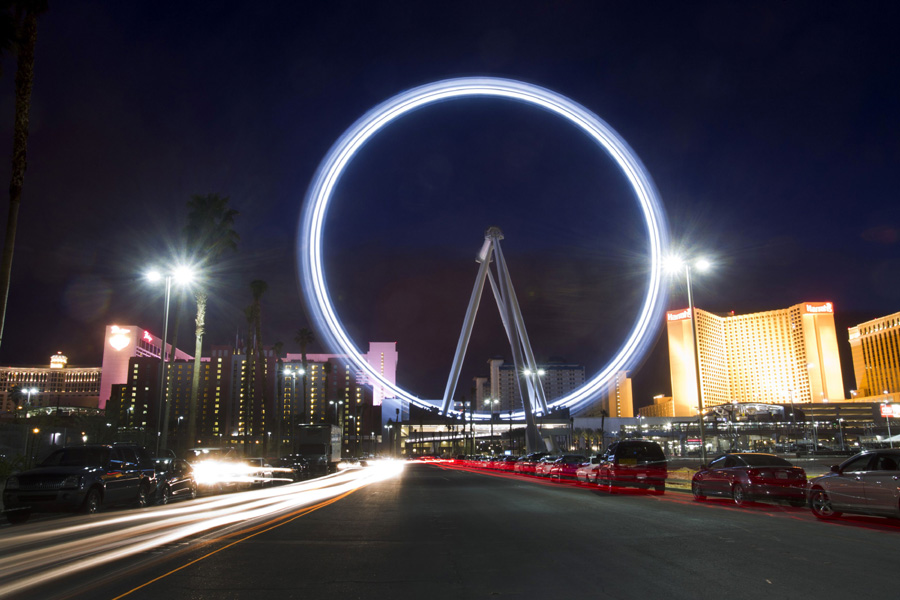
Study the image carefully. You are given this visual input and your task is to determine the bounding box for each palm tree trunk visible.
[0,8,39,350]
[187,290,207,448]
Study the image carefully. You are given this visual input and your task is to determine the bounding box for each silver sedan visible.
[808,449,900,519]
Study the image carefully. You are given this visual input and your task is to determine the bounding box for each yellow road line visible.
[110,488,357,600]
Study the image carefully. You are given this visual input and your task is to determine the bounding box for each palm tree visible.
[599,408,609,452]
[294,328,315,423]
[0,0,48,352]
[184,193,239,447]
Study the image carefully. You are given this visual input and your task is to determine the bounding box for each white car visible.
[575,455,602,483]
[808,449,900,519]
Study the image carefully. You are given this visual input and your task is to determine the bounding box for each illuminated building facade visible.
[666,302,844,416]
[99,324,192,410]
[848,310,900,397]
[0,353,102,417]
[487,358,585,414]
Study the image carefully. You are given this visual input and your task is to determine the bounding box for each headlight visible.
[61,475,81,489]
[5,476,19,489]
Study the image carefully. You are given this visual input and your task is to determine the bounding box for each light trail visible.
[0,460,404,598]
[298,76,669,416]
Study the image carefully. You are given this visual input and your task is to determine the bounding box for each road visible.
[2,460,897,599]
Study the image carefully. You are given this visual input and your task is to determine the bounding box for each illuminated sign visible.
[666,308,691,321]
[50,353,67,369]
[143,330,154,343]
[108,326,132,351]
[805,302,833,314]
[881,404,900,418]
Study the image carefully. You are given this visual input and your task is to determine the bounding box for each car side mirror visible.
[830,464,841,474]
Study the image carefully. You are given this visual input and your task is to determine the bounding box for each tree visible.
[294,328,315,423]
[184,193,239,447]
[0,0,48,352]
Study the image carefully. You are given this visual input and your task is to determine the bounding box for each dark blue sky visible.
[0,1,897,408]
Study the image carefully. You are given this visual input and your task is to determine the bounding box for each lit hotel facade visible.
[848,310,900,397]
[666,302,844,417]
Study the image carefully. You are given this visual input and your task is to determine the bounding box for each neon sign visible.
[143,331,154,343]
[666,308,691,321]
[109,326,132,351]
[805,302,833,314]
[881,404,899,418]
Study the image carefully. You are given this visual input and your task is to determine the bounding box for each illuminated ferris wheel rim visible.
[299,77,669,420]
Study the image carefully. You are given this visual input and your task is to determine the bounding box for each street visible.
[3,460,897,599]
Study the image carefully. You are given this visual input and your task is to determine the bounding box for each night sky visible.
[0,2,897,409]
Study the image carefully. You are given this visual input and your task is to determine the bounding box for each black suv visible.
[597,439,668,494]
[3,443,157,523]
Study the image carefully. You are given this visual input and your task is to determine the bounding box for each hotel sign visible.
[108,326,132,351]
[881,404,900,418]
[804,302,834,314]
[666,308,691,321]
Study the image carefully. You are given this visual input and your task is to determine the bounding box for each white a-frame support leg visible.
[440,227,547,453]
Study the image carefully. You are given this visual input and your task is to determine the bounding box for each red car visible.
[534,455,560,478]
[691,453,807,507]
[514,453,548,475]
[548,454,588,483]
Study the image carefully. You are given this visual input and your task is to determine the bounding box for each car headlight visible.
[61,475,81,489]
[6,476,19,489]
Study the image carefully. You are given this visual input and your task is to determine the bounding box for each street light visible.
[484,398,500,454]
[147,265,194,456]
[23,387,38,418]
[666,255,711,464]
[884,390,893,449]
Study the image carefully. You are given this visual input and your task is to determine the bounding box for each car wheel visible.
[600,474,616,494]
[732,483,746,507]
[652,483,665,495]
[189,482,198,500]
[810,489,841,519]
[82,488,102,514]
[158,485,171,505]
[5,509,31,524]
[136,483,150,508]
[691,481,706,501]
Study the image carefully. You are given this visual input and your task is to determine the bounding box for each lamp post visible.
[24,387,38,418]
[666,256,711,464]
[884,391,893,449]
[484,398,499,454]
[147,266,193,456]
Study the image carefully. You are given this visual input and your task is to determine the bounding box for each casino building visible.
[848,310,900,398]
[665,302,845,417]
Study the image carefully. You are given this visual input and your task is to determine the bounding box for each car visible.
[3,444,156,523]
[154,458,198,504]
[808,449,900,520]
[271,455,310,482]
[548,454,588,483]
[495,456,520,472]
[596,440,667,494]
[185,447,243,494]
[242,458,275,487]
[514,452,549,475]
[691,452,807,506]
[534,455,560,478]
[575,455,603,483]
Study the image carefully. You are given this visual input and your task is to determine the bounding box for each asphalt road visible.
[5,462,899,600]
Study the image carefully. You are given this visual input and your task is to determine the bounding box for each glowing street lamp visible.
[485,398,500,453]
[146,265,194,456]
[23,387,38,418]
[666,255,712,464]
[884,390,893,449]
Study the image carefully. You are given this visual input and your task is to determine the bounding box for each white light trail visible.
[0,461,404,597]
[298,77,669,416]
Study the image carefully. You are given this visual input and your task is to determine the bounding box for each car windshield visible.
[39,447,109,467]
[563,455,587,463]
[618,443,665,463]
[738,454,793,467]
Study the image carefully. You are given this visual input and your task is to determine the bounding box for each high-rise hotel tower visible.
[848,310,900,397]
[666,302,844,416]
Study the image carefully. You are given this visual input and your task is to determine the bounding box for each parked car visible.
[548,454,588,483]
[691,452,807,506]
[575,455,603,483]
[495,456,520,472]
[154,458,198,504]
[514,453,549,475]
[534,455,560,478]
[597,440,667,494]
[271,455,310,482]
[808,449,900,519]
[3,444,156,524]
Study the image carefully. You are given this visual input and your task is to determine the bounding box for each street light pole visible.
[884,391,893,449]
[155,273,172,457]
[684,262,708,465]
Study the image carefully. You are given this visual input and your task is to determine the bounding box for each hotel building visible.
[666,302,844,417]
[848,310,900,397]
[483,358,585,414]
[0,353,102,417]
